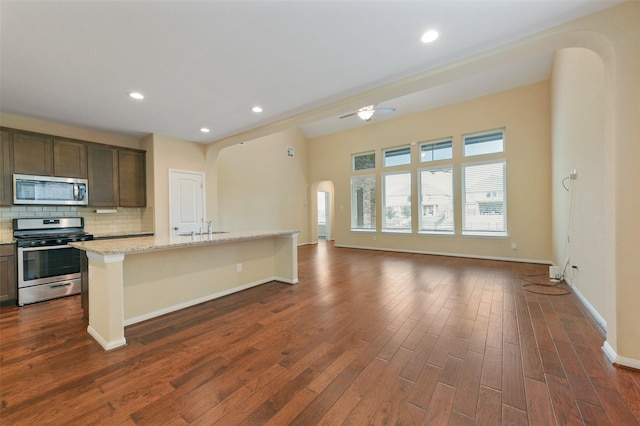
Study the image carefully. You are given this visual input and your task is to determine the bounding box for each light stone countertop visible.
[69,229,299,256]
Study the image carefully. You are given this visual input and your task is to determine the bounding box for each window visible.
[420,139,452,162]
[382,172,411,232]
[353,151,375,171]
[419,167,454,233]
[462,161,506,236]
[464,130,504,157]
[351,175,376,230]
[383,146,411,167]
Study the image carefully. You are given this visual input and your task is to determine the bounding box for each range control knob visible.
[56,239,63,245]
[39,240,47,246]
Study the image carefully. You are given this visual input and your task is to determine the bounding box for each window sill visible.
[351,228,376,233]
[419,231,455,236]
[462,231,508,238]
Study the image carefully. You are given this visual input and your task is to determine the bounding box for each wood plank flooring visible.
[1,241,639,425]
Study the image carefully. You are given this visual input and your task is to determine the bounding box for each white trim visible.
[602,341,640,370]
[123,277,291,327]
[334,243,552,265]
[565,278,607,332]
[87,325,126,350]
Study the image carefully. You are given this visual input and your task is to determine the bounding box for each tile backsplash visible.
[0,205,153,240]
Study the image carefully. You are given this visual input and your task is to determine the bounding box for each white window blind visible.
[464,130,504,157]
[382,172,411,231]
[419,167,454,233]
[383,146,411,167]
[462,161,507,235]
[420,139,453,162]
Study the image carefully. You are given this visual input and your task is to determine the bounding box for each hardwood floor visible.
[1,241,639,425]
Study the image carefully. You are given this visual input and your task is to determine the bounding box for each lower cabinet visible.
[0,244,17,307]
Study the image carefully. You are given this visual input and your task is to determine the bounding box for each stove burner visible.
[12,217,94,247]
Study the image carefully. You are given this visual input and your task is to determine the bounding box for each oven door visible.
[17,245,81,288]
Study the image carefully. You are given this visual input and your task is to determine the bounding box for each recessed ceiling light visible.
[200,128,210,133]
[420,30,439,43]
[129,92,145,100]
[251,106,263,113]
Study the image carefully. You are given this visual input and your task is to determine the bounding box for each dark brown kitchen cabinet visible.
[53,139,87,178]
[0,244,17,307]
[88,145,119,207]
[12,132,53,176]
[0,131,13,206]
[118,150,146,207]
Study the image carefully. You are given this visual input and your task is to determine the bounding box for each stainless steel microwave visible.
[13,174,89,206]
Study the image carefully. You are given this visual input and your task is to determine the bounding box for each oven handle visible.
[18,244,74,252]
[50,282,72,289]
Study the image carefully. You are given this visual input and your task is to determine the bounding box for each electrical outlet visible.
[237,263,243,272]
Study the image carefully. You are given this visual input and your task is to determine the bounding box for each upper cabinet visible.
[1,127,146,208]
[0,131,13,206]
[87,145,119,207]
[87,145,146,208]
[12,132,53,176]
[11,131,87,178]
[118,150,146,207]
[53,139,87,178]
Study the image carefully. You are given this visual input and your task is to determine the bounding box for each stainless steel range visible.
[13,217,94,306]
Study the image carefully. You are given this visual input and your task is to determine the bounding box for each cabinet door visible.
[118,150,146,207]
[54,139,87,178]
[0,131,12,206]
[0,245,17,306]
[13,132,53,176]
[88,145,119,207]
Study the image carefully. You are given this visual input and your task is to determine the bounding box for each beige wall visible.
[147,134,207,237]
[309,81,552,262]
[551,48,609,328]
[216,127,310,243]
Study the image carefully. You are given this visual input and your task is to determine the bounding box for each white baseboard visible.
[87,325,127,351]
[123,277,280,327]
[602,341,640,370]
[334,243,552,265]
[565,278,607,332]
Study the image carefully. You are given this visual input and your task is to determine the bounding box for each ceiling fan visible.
[339,104,396,121]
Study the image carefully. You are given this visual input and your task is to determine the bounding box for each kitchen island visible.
[70,230,299,350]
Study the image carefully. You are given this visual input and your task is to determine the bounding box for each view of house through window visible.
[350,128,506,237]
[462,161,506,235]
[353,151,375,171]
[351,175,376,230]
[383,172,411,231]
[419,167,454,233]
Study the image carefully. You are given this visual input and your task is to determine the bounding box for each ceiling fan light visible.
[357,110,375,121]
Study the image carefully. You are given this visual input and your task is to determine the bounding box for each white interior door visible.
[169,169,205,235]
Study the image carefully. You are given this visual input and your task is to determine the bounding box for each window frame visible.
[352,151,376,171]
[350,174,377,232]
[418,165,455,235]
[419,138,453,163]
[381,171,412,233]
[463,129,505,158]
[461,159,508,237]
[383,145,412,168]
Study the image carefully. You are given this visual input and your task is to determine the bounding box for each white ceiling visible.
[0,1,620,145]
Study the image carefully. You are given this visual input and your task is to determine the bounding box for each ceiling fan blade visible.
[339,112,358,119]
[375,108,396,113]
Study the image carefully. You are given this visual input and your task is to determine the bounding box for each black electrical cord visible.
[519,273,571,296]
